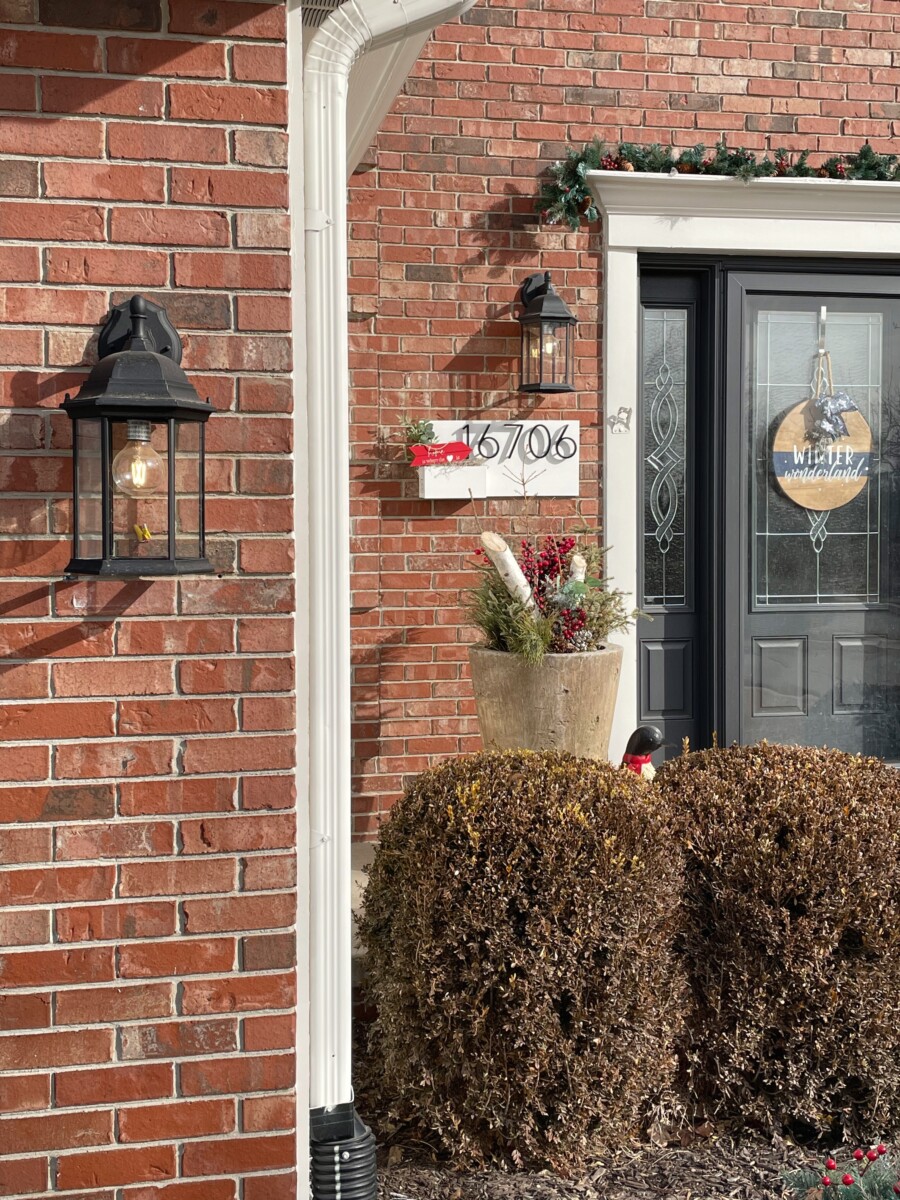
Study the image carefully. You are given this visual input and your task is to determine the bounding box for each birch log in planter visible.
[468,644,624,761]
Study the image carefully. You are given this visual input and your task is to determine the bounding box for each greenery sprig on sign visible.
[538,139,900,231]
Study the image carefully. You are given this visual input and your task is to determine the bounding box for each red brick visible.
[0,201,104,241]
[179,656,292,695]
[55,1063,173,1108]
[56,1146,176,1191]
[0,826,52,865]
[172,167,287,208]
[244,1173,296,1200]
[236,294,291,331]
[118,937,236,979]
[0,73,35,109]
[241,931,295,971]
[0,1158,47,1197]
[44,162,165,203]
[119,1098,234,1143]
[108,121,228,164]
[0,909,50,947]
[180,1052,294,1096]
[241,696,295,731]
[1,285,107,325]
[54,739,175,780]
[1,1110,112,1154]
[242,853,296,891]
[119,857,236,898]
[0,117,103,157]
[119,776,237,816]
[107,37,227,78]
[232,43,287,83]
[0,662,49,700]
[56,820,173,860]
[0,30,101,71]
[242,1094,294,1133]
[111,208,230,247]
[0,1074,50,1115]
[168,83,287,126]
[117,618,235,656]
[235,211,290,249]
[42,77,164,117]
[0,864,114,906]
[0,246,39,281]
[0,328,42,364]
[232,129,287,168]
[56,901,176,943]
[0,700,114,741]
[183,1133,294,1176]
[0,620,114,659]
[183,734,294,774]
[241,774,295,811]
[48,247,167,287]
[237,618,293,653]
[124,1181,235,1200]
[0,0,35,19]
[120,1018,237,1060]
[1,1028,113,1070]
[239,540,295,575]
[243,1014,293,1052]
[180,578,293,616]
[119,697,237,736]
[53,659,173,697]
[0,945,112,989]
[168,0,286,39]
[0,744,47,781]
[39,0,161,29]
[205,416,292,453]
[56,983,174,1025]
[0,993,51,1030]
[181,813,294,855]
[174,251,289,289]
[181,972,294,1015]
[183,892,294,934]
[4,782,113,824]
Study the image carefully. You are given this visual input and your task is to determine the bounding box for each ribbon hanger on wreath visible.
[807,306,859,450]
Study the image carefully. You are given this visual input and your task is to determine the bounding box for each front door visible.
[638,264,900,762]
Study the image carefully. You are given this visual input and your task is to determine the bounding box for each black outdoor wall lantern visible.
[61,294,214,578]
[517,271,577,394]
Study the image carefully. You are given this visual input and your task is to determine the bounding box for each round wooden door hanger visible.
[772,399,872,511]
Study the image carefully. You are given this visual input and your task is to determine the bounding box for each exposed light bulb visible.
[543,334,560,358]
[112,420,164,497]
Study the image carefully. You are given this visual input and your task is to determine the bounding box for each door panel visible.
[729,274,900,760]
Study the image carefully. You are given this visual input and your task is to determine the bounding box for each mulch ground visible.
[378,1134,798,1200]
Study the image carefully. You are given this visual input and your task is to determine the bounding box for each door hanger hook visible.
[818,305,827,354]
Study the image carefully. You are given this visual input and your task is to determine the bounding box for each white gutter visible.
[304,0,476,1114]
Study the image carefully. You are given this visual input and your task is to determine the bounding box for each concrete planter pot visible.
[468,644,624,761]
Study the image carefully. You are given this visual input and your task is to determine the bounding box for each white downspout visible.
[303,0,476,1118]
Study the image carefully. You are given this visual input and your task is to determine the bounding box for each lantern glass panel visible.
[75,418,102,561]
[522,322,540,389]
[541,319,571,389]
[175,421,202,559]
[111,420,169,560]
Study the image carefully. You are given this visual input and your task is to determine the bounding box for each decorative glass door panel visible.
[733,281,900,760]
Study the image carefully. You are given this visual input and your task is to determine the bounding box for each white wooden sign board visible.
[417,419,580,499]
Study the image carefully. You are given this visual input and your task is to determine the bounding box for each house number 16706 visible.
[460,422,578,461]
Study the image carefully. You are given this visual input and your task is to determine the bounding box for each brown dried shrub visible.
[656,742,900,1139]
[357,750,685,1168]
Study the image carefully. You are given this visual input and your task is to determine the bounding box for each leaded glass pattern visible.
[641,308,689,608]
[752,309,883,607]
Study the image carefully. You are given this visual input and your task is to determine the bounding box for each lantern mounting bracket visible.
[98,295,183,365]
[519,271,553,309]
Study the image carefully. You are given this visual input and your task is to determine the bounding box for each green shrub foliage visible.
[358,751,685,1168]
[656,742,900,1140]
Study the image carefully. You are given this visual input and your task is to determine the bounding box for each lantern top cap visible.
[517,271,577,325]
[61,294,213,422]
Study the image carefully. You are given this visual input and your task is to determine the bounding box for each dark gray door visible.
[726,273,900,760]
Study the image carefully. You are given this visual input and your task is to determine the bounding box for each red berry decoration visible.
[822,1177,832,1187]
[879,1145,888,1156]
[854,1149,865,1161]
[868,1149,879,1161]
[843,1174,855,1186]
[893,1184,900,1195]
[826,1158,837,1170]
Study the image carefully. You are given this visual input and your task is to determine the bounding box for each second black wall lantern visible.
[62,295,214,578]
[517,271,577,394]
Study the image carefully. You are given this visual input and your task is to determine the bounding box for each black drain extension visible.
[310,1102,377,1200]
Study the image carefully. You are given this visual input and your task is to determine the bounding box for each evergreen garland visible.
[537,139,900,231]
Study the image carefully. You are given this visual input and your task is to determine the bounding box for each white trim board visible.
[585,171,900,760]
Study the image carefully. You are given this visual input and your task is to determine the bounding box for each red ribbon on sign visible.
[410,441,473,468]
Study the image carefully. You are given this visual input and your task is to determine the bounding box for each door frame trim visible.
[586,171,900,758]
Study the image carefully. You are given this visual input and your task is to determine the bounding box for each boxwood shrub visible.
[656,742,900,1140]
[357,750,685,1168]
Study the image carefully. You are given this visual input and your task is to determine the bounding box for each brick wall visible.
[347,0,900,835]
[0,1,297,1195]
